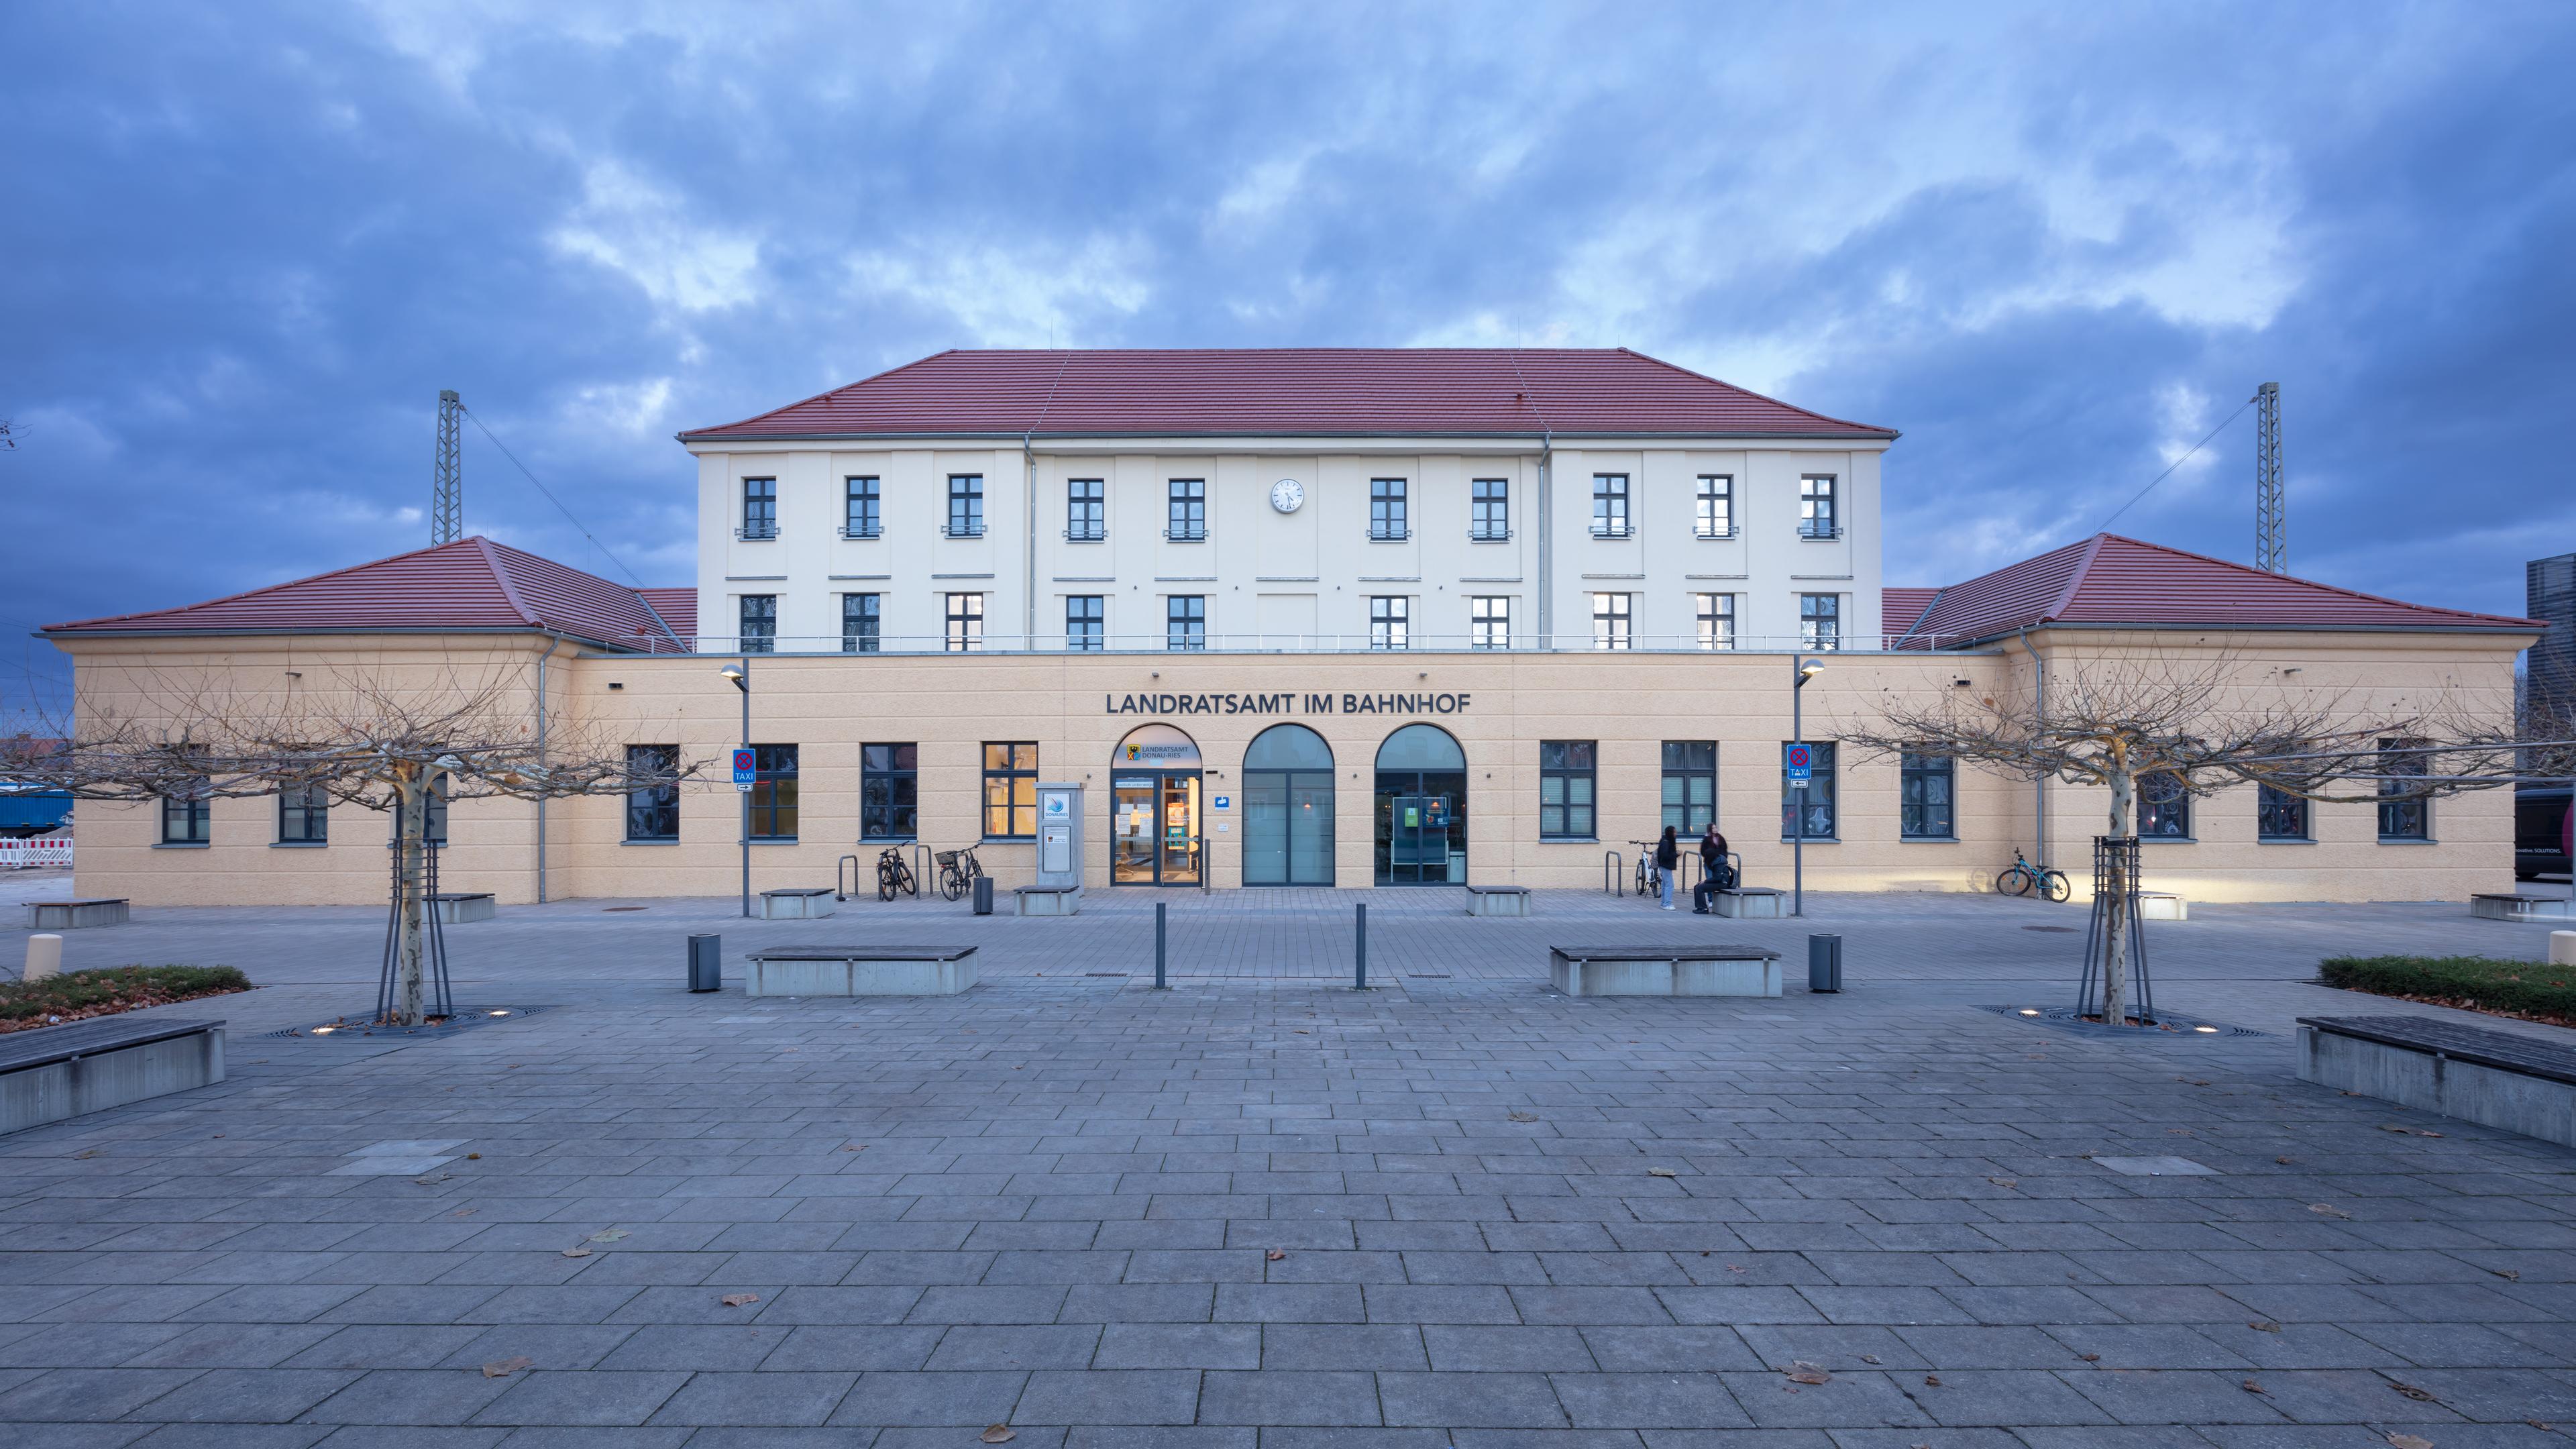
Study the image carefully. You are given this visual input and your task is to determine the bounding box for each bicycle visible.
[875,846,916,902]
[1629,840,1663,902]
[1995,848,2071,902]
[934,845,984,902]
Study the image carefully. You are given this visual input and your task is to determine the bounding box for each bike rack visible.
[836,855,861,901]
[912,843,932,898]
[1603,849,1623,896]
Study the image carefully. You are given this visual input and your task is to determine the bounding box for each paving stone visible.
[1196,1369,1383,1426]
[301,1369,517,1426]
[1095,1324,1260,1370]
[466,1371,690,1427]
[642,1371,855,1426]
[123,1368,363,1423]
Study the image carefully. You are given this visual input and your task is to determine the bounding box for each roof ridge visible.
[1891,585,1944,645]
[2045,535,2108,623]
[1612,347,1900,439]
[475,537,541,630]
[2090,533,2539,626]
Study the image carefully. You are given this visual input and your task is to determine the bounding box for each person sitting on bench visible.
[1692,824,1734,913]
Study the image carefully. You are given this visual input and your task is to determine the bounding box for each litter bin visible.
[687,934,722,993]
[972,875,996,916]
[1807,933,1842,993]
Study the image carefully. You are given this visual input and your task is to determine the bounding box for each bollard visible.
[687,934,722,992]
[1807,933,1842,993]
[23,933,62,983]
[2553,930,2576,968]
[1354,902,1368,990]
[972,874,995,916]
[1154,901,1167,989]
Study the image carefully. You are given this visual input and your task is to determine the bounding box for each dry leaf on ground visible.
[482,1356,531,1379]
[1507,1111,1538,1122]
[1860,1355,1880,1364]
[2078,1353,2101,1362]
[589,1229,629,1242]
[2392,1383,2438,1402]
[2387,1436,2434,1449]
[1785,1360,1831,1385]
[1266,1249,1286,1261]
[2249,1321,2281,1333]
[1987,1177,2017,1187]
[2309,1204,2353,1219]
[561,1247,591,1258]
[2491,1268,2521,1281]
[1647,1167,1678,1178]
[981,1427,1016,1444]
[720,1292,760,1307]
[1924,1374,1943,1387]
[2242,1379,2266,1394]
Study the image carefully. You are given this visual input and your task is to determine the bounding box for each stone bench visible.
[429,893,494,924]
[2137,892,2189,922]
[1465,885,1530,917]
[1550,944,1784,998]
[758,888,838,921]
[26,899,127,930]
[1713,888,1784,919]
[2471,893,2573,922]
[746,945,977,997]
[1,1018,226,1136]
[2298,1014,2576,1150]
[1014,886,1079,917]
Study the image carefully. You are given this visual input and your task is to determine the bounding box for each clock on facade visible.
[1270,478,1305,513]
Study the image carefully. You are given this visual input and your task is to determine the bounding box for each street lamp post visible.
[721,659,749,918]
[1791,656,1824,917]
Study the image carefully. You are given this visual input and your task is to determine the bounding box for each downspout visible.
[1024,433,1037,650]
[2018,623,2045,871]
[534,635,562,904]
[1535,428,1553,647]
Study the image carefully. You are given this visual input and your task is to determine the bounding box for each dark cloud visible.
[5,1,2571,701]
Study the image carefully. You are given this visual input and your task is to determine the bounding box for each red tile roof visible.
[680,348,1896,442]
[1894,534,2543,646]
[44,538,691,653]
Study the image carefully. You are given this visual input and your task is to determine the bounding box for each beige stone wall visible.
[56,625,2524,907]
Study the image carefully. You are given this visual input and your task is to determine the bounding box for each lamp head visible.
[1797,659,1825,684]
[718,663,747,692]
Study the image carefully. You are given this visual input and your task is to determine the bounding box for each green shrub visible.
[2318,955,2576,1023]
[0,965,252,1024]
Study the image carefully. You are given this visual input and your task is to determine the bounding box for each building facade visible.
[42,351,2545,906]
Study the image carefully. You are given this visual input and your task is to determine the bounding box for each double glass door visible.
[1375,770,1468,884]
[1242,769,1334,885]
[1112,773,1201,885]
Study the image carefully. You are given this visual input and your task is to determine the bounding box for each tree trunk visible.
[393,769,428,1026]
[2102,767,2135,1027]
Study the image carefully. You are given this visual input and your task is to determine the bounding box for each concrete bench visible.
[2138,892,2189,922]
[1014,886,1079,917]
[1465,885,1530,917]
[1713,888,1784,919]
[1,1018,226,1136]
[26,899,128,930]
[1550,944,1784,998]
[758,888,838,921]
[429,892,494,924]
[2298,1014,2576,1149]
[746,945,977,997]
[2471,893,2573,922]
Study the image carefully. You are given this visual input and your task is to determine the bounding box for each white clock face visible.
[1270,478,1304,513]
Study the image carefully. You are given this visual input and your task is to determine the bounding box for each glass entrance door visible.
[1114,772,1200,885]
[1243,769,1334,885]
[1375,772,1468,884]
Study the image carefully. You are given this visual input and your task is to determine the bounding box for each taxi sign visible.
[1784,742,1813,789]
[732,747,756,793]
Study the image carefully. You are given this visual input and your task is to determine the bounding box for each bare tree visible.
[2,662,700,1024]
[1837,647,2536,1028]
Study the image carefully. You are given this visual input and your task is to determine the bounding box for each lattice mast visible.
[2253,381,2283,574]
[431,389,463,545]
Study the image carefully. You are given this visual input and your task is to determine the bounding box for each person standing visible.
[1693,823,1731,913]
[1656,825,1680,910]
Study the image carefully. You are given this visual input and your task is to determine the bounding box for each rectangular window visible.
[2138,771,2191,839]
[1591,474,1630,537]
[739,594,777,654]
[1167,478,1205,540]
[277,783,328,844]
[741,477,777,539]
[841,593,879,653]
[945,592,984,653]
[1470,596,1511,650]
[843,476,879,538]
[1066,595,1104,651]
[624,745,678,843]
[2258,783,2310,841]
[1540,740,1597,839]
[1471,478,1509,540]
[946,474,984,538]
[1781,741,1837,839]
[1369,478,1408,540]
[1800,474,1838,539]
[1370,596,1409,650]
[1900,752,1953,840]
[1696,474,1733,539]
[160,789,209,844]
[1661,741,1717,835]
[1800,592,1841,651]
[1591,592,1632,651]
[861,743,918,841]
[2378,739,2430,841]
[1167,594,1205,651]
[1067,478,1105,541]
[983,742,1038,839]
[1696,593,1735,651]
[749,745,798,841]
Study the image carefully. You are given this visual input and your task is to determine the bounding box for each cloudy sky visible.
[5,1,2573,686]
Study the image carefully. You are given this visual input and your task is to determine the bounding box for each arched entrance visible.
[1242,724,1334,887]
[1112,725,1202,886]
[1375,724,1467,885]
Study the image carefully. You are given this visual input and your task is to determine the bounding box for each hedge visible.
[0,965,252,1029]
[2318,954,2576,1026]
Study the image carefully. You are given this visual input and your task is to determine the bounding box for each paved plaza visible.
[4,879,2575,1446]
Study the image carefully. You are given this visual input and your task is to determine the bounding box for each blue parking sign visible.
[732,748,757,792]
[1784,742,1813,788]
